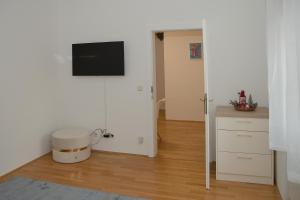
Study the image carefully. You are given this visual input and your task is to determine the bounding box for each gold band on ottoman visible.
[54,146,89,153]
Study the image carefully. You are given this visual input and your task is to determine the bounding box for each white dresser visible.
[216,106,274,185]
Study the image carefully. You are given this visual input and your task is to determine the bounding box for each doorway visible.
[153,29,208,187]
[155,30,205,122]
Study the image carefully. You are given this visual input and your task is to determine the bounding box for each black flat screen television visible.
[72,41,124,76]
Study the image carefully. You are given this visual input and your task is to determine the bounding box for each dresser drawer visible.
[218,130,271,154]
[218,152,272,177]
[217,117,268,132]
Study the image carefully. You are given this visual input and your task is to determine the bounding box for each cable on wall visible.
[103,77,108,132]
[89,77,114,146]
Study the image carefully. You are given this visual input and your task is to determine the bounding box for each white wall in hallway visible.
[164,30,204,121]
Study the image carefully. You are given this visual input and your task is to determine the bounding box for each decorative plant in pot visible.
[230,90,258,111]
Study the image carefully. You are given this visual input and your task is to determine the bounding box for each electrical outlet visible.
[137,85,143,92]
[138,137,144,144]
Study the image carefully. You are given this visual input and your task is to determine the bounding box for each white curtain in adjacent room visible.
[267,0,300,183]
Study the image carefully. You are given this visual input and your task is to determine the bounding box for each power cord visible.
[90,128,114,146]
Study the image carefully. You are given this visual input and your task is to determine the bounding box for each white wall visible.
[0,0,58,176]
[55,0,268,158]
[0,1,269,175]
[164,30,204,121]
[155,36,165,110]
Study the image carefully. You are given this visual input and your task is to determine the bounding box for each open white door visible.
[202,19,210,190]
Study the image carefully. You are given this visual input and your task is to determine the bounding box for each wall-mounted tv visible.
[72,41,124,76]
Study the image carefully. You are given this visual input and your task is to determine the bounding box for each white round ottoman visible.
[52,128,91,163]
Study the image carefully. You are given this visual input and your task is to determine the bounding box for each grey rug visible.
[0,177,145,200]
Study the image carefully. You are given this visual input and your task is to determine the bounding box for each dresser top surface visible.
[215,106,269,119]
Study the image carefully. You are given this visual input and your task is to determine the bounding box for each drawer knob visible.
[237,134,253,138]
[236,120,252,124]
[237,156,253,160]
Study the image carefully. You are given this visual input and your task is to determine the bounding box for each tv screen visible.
[72,41,124,76]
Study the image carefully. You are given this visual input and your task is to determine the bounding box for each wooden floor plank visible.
[0,112,281,200]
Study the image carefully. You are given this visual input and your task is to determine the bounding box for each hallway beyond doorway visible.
[157,110,205,162]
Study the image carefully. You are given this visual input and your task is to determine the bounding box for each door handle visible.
[201,94,213,114]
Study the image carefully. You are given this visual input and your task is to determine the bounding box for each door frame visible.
[146,20,211,189]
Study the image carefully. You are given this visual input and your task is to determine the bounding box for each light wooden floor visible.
[0,112,281,200]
